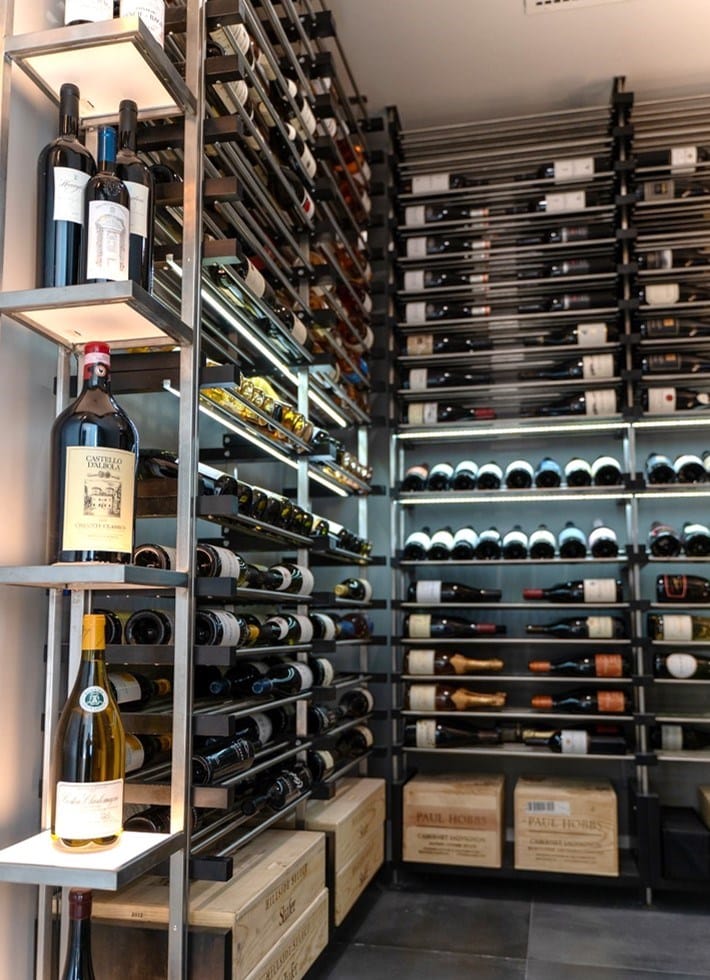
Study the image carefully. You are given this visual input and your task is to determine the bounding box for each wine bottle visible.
[404,402,496,424]
[656,574,710,602]
[310,612,339,641]
[404,234,490,259]
[65,0,113,22]
[401,171,489,194]
[638,282,710,306]
[530,389,618,417]
[476,461,503,490]
[591,455,623,486]
[674,453,706,483]
[402,267,490,291]
[108,670,171,709]
[404,613,505,638]
[336,724,375,758]
[504,459,534,489]
[519,353,616,382]
[428,526,455,560]
[241,762,313,816]
[403,649,504,675]
[195,544,248,580]
[523,578,623,603]
[51,614,125,850]
[528,652,629,677]
[406,580,502,603]
[648,521,682,557]
[194,609,258,647]
[403,528,431,560]
[526,616,626,638]
[337,613,374,640]
[534,457,563,488]
[124,609,173,644]
[206,661,269,698]
[588,520,619,558]
[682,521,710,556]
[403,719,501,748]
[94,609,126,644]
[251,660,314,696]
[564,458,593,487]
[261,562,314,595]
[59,889,97,980]
[642,352,710,375]
[426,462,454,491]
[334,577,373,602]
[645,453,676,484]
[405,366,492,391]
[529,525,556,560]
[256,614,314,646]
[401,334,490,356]
[640,316,710,340]
[518,291,617,315]
[451,526,479,559]
[516,223,612,246]
[518,256,616,279]
[558,521,588,558]
[401,463,429,491]
[402,300,491,325]
[648,613,710,641]
[403,202,489,225]
[80,126,130,283]
[451,459,478,490]
[404,684,506,711]
[502,525,528,559]
[522,728,628,755]
[530,689,630,713]
[48,342,138,563]
[124,732,172,773]
[192,736,257,785]
[636,145,710,172]
[119,0,166,46]
[132,543,176,569]
[474,527,502,559]
[37,82,96,287]
[643,387,710,413]
[655,652,710,679]
[652,723,710,751]
[115,99,154,289]
[338,687,376,718]
[522,322,616,348]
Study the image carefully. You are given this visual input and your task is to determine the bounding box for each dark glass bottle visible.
[48,342,138,563]
[526,616,626,639]
[564,458,593,487]
[534,457,563,488]
[643,387,710,413]
[529,525,556,560]
[37,82,96,287]
[674,453,706,483]
[522,728,628,755]
[59,889,96,980]
[682,521,710,557]
[80,126,130,283]
[656,574,710,602]
[530,689,630,713]
[401,463,429,492]
[530,389,619,418]
[519,353,616,382]
[404,402,496,424]
[502,525,529,559]
[527,652,629,677]
[522,322,616,347]
[251,660,315,696]
[206,661,268,698]
[474,527,502,560]
[401,333,491,356]
[241,762,313,816]
[404,613,505,638]
[426,462,454,491]
[589,520,619,558]
[108,670,171,709]
[406,580,502,603]
[124,609,173,645]
[451,459,479,490]
[403,720,501,748]
[523,578,623,602]
[591,455,623,486]
[115,99,154,290]
[645,453,676,484]
[428,526,455,560]
[558,521,588,558]
[191,736,256,785]
[451,526,479,559]
[648,521,682,557]
[476,462,503,490]
[505,459,534,489]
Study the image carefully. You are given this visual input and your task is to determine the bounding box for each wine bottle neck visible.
[64,918,93,972]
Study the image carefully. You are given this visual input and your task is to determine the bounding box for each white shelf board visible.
[0,830,181,889]
[0,564,186,590]
[6,17,195,121]
[0,282,191,349]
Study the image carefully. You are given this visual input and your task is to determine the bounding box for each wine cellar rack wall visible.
[391,77,710,893]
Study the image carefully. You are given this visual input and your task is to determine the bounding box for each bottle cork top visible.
[68,888,92,920]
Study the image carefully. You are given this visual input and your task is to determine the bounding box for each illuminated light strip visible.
[634,418,710,429]
[396,421,627,440]
[397,492,633,505]
[641,490,710,500]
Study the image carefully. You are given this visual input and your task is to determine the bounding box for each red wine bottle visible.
[529,389,619,417]
[402,267,489,291]
[404,720,501,748]
[523,322,617,347]
[638,282,710,306]
[402,300,491,324]
[80,126,130,284]
[516,222,612,246]
[638,247,710,270]
[48,343,138,563]
[564,458,593,486]
[523,579,623,603]
[530,689,630,713]
[527,652,629,677]
[37,82,96,287]
[526,616,626,638]
[682,521,710,556]
[404,613,505,638]
[648,521,682,557]
[401,463,429,491]
[518,291,617,314]
[640,317,710,340]
[403,367,492,389]
[674,453,706,483]
[251,661,314,696]
[452,459,479,489]
[403,203,488,225]
[643,387,710,413]
[191,736,256,785]
[406,580,502,603]
[116,99,155,290]
[401,172,489,194]
[59,889,97,980]
[401,333,490,356]
[534,458,563,488]
[645,453,676,484]
[519,353,616,381]
[404,402,496,424]
[558,521,587,558]
[404,234,490,259]
[522,728,627,755]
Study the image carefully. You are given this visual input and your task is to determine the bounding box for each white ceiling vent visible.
[525,0,628,12]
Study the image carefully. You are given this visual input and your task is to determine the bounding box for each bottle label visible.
[244,260,266,298]
[53,167,91,224]
[405,303,427,325]
[403,270,425,291]
[560,730,589,754]
[120,0,165,46]
[54,778,123,839]
[422,402,439,425]
[661,724,683,751]
[65,0,113,22]
[597,691,626,713]
[405,531,431,549]
[407,649,436,674]
[411,173,450,194]
[404,464,429,483]
[406,334,433,356]
[212,546,244,579]
[352,724,374,748]
[429,529,454,550]
[671,146,697,172]
[109,672,142,704]
[61,446,136,555]
[208,609,243,647]
[415,719,438,747]
[582,354,615,379]
[315,658,335,685]
[586,616,614,638]
[588,526,616,550]
[577,322,607,347]
[665,653,698,679]
[293,616,314,644]
[290,661,314,687]
[406,237,427,258]
[251,711,274,744]
[645,283,680,306]
[553,157,594,181]
[123,180,150,239]
[78,686,110,713]
[662,575,687,599]
[583,579,617,603]
[594,653,624,677]
[415,581,442,603]
[660,615,692,641]
[590,456,620,480]
[453,527,479,546]
[313,614,337,641]
[408,614,432,638]
[85,201,130,281]
[408,684,437,711]
[125,737,145,773]
[547,190,586,213]
[404,206,426,226]
[584,389,617,416]
[408,367,429,390]
[647,387,677,413]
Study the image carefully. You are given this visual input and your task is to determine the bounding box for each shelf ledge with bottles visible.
[0,565,187,591]
[403,745,632,762]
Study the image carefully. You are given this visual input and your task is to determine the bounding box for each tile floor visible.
[305,874,710,979]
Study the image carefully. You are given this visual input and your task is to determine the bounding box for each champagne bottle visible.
[530,689,630,713]
[502,526,528,559]
[404,613,505,638]
[426,462,454,491]
[589,520,619,558]
[648,613,710,641]
[404,684,506,711]
[108,670,171,709]
[591,455,623,486]
[656,574,710,602]
[674,454,706,484]
[51,614,125,850]
[505,459,534,489]
[526,616,626,638]
[428,526,455,560]
[534,457,563,488]
[652,723,710,751]
[404,719,501,748]
[37,82,96,287]
[529,525,556,559]
[115,99,154,289]
[648,521,682,557]
[401,463,429,491]
[645,453,676,484]
[643,387,710,413]
[191,736,257,785]
[564,458,593,487]
[682,521,710,556]
[406,580,502,603]
[528,652,629,677]
[522,728,628,755]
[523,578,623,603]
[519,353,616,382]
[530,389,618,418]
[334,577,373,602]
[655,652,710,679]
[558,521,588,558]
[251,660,314,696]
[80,126,130,284]
[48,342,138,563]
[403,649,504,675]
[451,526,479,559]
[451,459,479,489]
[59,889,97,980]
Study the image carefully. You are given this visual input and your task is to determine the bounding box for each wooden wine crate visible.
[92,829,325,980]
[514,775,618,877]
[243,888,329,980]
[304,777,386,871]
[402,772,505,868]
[333,820,385,926]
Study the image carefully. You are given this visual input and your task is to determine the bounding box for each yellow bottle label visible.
[62,446,135,554]
[54,778,124,841]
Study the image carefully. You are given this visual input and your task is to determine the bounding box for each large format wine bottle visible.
[403,649,504,674]
[51,615,126,850]
[528,652,629,677]
[530,689,630,713]
[522,728,628,755]
[406,580,502,603]
[648,613,710,641]
[405,613,505,638]
[115,99,154,289]
[523,578,623,603]
[59,889,97,980]
[80,126,130,283]
[404,719,501,748]
[37,82,96,287]
[526,616,626,638]
[48,342,138,563]
[404,684,506,711]
[656,574,710,602]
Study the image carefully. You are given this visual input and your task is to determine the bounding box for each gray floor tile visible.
[527,962,708,980]
[335,884,530,958]
[528,902,710,976]
[305,943,526,980]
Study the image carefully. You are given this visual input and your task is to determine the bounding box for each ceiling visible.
[326,0,710,130]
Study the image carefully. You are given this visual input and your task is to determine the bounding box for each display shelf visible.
[401,674,633,684]
[655,714,710,725]
[403,745,631,760]
[0,830,181,890]
[400,637,632,646]
[194,580,313,603]
[396,556,629,567]
[312,673,373,700]
[397,486,631,504]
[0,282,192,349]
[196,498,312,549]
[396,417,630,443]
[399,708,634,722]
[399,602,629,610]
[310,713,374,743]
[0,565,186,591]
[106,642,313,668]
[655,751,710,764]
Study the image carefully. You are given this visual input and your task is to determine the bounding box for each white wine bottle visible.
[51,614,126,850]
